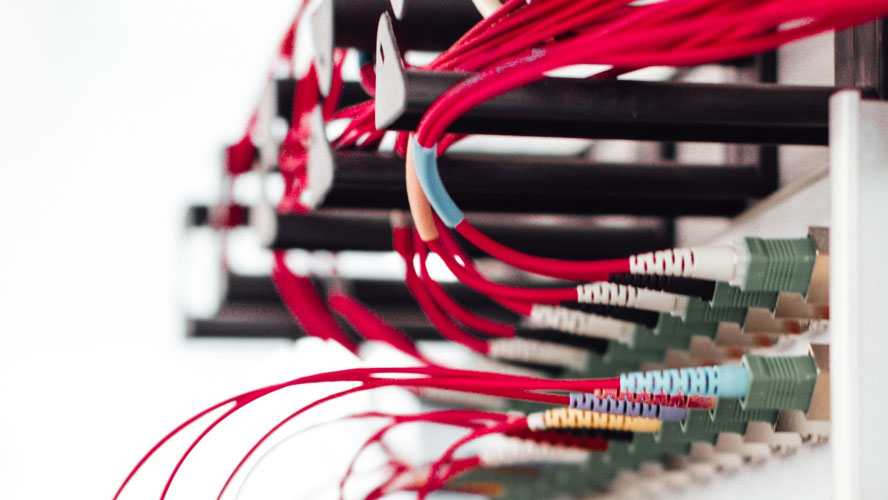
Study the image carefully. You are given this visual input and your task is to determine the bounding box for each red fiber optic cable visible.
[414,229,517,337]
[272,251,359,354]
[117,366,619,497]
[393,225,492,353]
[326,290,436,364]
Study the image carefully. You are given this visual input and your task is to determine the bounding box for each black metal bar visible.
[836,19,888,99]
[276,79,370,121]
[260,210,675,258]
[188,316,608,355]
[331,150,765,199]
[220,274,677,344]
[187,316,442,342]
[377,69,834,145]
[754,51,780,195]
[375,15,834,145]
[218,150,757,216]
[189,203,675,254]
[312,0,480,94]
[333,277,501,309]
[185,203,250,229]
[222,273,281,304]
[185,204,210,227]
[188,317,306,340]
[220,273,501,308]
[315,0,479,53]
[317,150,752,215]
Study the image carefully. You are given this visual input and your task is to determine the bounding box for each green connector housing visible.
[629,433,691,460]
[741,354,818,411]
[683,297,748,324]
[656,420,719,445]
[710,281,779,310]
[632,326,691,350]
[742,237,817,294]
[654,313,718,339]
[681,409,748,437]
[584,453,616,481]
[602,441,643,470]
[603,343,665,364]
[711,398,778,424]
[494,434,694,500]
[494,466,583,500]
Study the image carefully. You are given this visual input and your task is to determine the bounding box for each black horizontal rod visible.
[221,273,504,310]
[276,78,370,121]
[185,203,250,229]
[377,70,834,145]
[220,273,658,331]
[316,151,751,215]
[312,0,479,94]
[188,200,675,250]
[188,316,607,354]
[317,0,479,53]
[375,15,834,145]
[187,316,442,342]
[185,204,211,228]
[325,150,771,199]
[260,210,675,258]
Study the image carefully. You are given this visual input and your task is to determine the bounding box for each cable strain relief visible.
[569,393,688,422]
[629,245,738,282]
[576,282,687,315]
[609,273,716,300]
[528,305,635,344]
[620,364,748,398]
[527,412,547,431]
[570,303,660,328]
[515,326,609,353]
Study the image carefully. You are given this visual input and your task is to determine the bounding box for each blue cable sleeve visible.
[713,364,750,398]
[411,138,465,227]
[619,364,750,398]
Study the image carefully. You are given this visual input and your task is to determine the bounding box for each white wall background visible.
[0,2,380,499]
[0,1,835,499]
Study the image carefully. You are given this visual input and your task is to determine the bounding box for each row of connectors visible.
[624,229,829,345]
[484,345,829,500]
[561,230,828,362]
[529,229,828,358]
[497,231,830,498]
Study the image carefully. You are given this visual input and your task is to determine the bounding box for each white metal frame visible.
[830,90,888,500]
